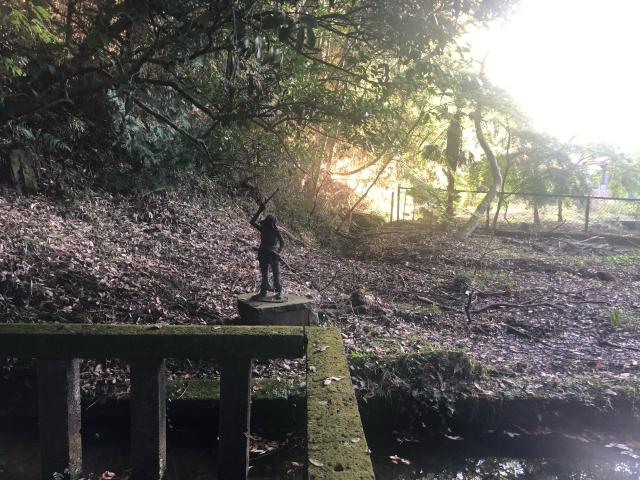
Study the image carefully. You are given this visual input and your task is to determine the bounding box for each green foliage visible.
[583,144,640,198]
[609,308,637,330]
[350,347,484,420]
[41,132,71,153]
[0,1,58,78]
[52,468,83,480]
[2,121,71,155]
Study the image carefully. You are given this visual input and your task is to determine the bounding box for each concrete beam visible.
[0,324,304,360]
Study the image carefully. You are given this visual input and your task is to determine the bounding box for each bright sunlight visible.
[477,0,640,152]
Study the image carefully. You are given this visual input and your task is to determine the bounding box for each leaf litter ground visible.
[1,188,639,409]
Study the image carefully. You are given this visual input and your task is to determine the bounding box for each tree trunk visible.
[459,106,502,238]
[445,170,456,220]
[65,1,77,46]
[309,136,337,218]
[445,112,462,220]
[305,135,328,210]
[492,126,511,230]
[492,193,504,230]
[533,204,541,225]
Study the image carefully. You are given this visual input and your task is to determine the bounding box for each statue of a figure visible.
[250,190,285,301]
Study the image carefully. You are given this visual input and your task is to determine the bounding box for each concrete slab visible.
[237,293,318,326]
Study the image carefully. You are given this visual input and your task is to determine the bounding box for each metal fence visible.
[394,187,640,236]
[460,191,640,236]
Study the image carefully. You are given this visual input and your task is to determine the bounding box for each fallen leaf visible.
[605,443,632,451]
[323,376,344,385]
[389,454,411,465]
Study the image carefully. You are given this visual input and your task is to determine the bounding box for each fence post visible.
[557,198,563,222]
[130,358,167,480]
[218,358,253,480]
[403,189,407,219]
[389,191,394,222]
[37,358,82,480]
[584,196,591,233]
[396,185,401,222]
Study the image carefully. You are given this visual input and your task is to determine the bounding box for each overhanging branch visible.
[132,97,215,163]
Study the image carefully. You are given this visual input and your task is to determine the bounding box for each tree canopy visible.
[2,0,639,233]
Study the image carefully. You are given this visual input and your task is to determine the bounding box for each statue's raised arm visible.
[250,204,265,230]
[249,188,279,230]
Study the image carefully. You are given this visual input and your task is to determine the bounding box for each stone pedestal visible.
[237,293,318,326]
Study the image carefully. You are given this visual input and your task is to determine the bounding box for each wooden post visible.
[396,185,401,223]
[37,359,82,480]
[218,359,253,480]
[584,196,591,233]
[402,190,407,219]
[557,198,563,222]
[389,191,394,222]
[130,358,167,480]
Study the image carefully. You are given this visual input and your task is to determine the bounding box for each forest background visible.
[3,0,639,231]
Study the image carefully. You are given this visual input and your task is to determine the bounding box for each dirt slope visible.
[1,187,639,402]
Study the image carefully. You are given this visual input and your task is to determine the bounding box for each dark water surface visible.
[2,419,639,479]
[368,431,640,479]
[0,418,303,480]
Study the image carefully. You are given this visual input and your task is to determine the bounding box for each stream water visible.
[368,431,640,479]
[1,419,639,479]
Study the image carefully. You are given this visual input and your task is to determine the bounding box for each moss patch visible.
[306,327,374,479]
[349,347,640,432]
[166,378,303,402]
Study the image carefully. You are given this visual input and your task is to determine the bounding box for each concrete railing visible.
[0,324,374,480]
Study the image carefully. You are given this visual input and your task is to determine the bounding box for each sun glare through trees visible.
[474,0,640,152]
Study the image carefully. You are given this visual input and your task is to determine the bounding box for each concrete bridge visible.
[0,295,374,479]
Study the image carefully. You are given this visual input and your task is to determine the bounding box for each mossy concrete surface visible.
[237,293,318,326]
[167,378,304,402]
[306,327,374,479]
[0,323,305,359]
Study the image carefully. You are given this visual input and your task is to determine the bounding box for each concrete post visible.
[130,358,167,480]
[218,358,253,480]
[37,358,82,480]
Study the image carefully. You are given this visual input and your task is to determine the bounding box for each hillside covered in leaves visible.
[2,183,638,414]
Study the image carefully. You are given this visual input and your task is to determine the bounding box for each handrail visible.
[1,323,305,480]
[0,323,305,359]
[0,324,375,479]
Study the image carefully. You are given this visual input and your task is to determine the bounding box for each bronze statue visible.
[250,189,285,300]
